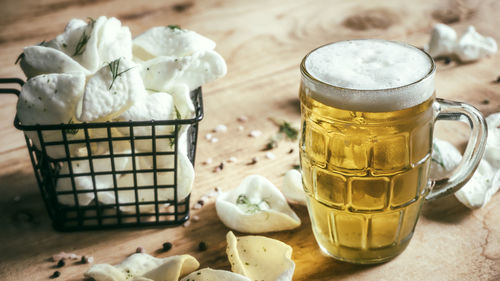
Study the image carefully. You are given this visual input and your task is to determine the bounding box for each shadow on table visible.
[421,193,473,224]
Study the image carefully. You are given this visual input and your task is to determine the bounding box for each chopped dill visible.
[107,58,133,91]
[236,194,269,214]
[64,118,79,135]
[167,25,181,30]
[72,18,95,57]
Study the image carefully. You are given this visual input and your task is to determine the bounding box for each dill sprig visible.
[107,58,133,91]
[72,18,95,57]
[236,194,269,214]
[263,118,299,150]
[64,118,79,135]
[174,106,182,119]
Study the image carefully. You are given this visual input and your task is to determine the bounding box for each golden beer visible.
[299,40,436,263]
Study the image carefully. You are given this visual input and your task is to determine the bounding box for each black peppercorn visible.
[162,242,173,252]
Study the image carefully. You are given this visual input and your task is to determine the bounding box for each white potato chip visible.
[455,26,497,62]
[430,138,462,179]
[85,254,199,281]
[79,57,145,122]
[47,17,105,72]
[485,113,500,169]
[115,151,194,213]
[180,268,251,281]
[141,254,200,281]
[455,159,497,208]
[282,169,306,205]
[425,23,457,58]
[115,91,174,136]
[215,175,301,233]
[85,264,126,281]
[98,17,133,63]
[226,231,295,281]
[17,73,86,158]
[133,26,215,61]
[56,152,130,206]
[141,50,227,91]
[20,46,90,79]
[168,84,196,119]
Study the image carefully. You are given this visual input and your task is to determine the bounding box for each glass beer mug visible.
[299,39,487,264]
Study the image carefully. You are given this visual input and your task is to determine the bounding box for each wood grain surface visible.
[0,0,499,280]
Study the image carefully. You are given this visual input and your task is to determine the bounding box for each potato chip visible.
[282,169,306,205]
[79,57,145,122]
[455,26,497,62]
[215,175,301,233]
[85,253,199,281]
[141,50,227,91]
[17,72,86,158]
[168,84,195,119]
[226,231,295,281]
[455,159,498,208]
[429,138,462,180]
[98,17,133,63]
[115,151,194,213]
[133,26,215,61]
[115,91,174,136]
[56,151,130,206]
[180,268,251,281]
[20,46,90,79]
[485,113,500,169]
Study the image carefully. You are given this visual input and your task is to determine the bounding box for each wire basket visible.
[0,78,203,231]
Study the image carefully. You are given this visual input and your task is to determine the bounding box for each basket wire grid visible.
[0,78,203,231]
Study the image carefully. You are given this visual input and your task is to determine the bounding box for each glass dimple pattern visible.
[300,88,434,263]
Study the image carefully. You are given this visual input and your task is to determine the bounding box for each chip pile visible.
[16,16,227,210]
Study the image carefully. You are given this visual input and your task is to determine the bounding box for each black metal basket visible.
[0,78,203,231]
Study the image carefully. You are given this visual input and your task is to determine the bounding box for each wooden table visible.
[1,0,499,280]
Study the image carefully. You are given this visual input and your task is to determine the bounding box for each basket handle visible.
[0,78,24,96]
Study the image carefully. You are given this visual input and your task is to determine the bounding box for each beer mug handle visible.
[426,98,488,201]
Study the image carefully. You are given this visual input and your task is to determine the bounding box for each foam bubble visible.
[302,40,435,112]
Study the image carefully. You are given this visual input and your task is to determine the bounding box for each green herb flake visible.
[72,18,94,57]
[107,58,134,90]
[64,118,79,135]
[167,25,181,30]
[175,106,182,119]
[279,121,298,141]
[236,194,269,214]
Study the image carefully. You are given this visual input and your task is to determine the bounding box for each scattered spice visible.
[183,220,191,227]
[443,57,451,64]
[238,125,244,131]
[265,152,276,160]
[213,162,224,173]
[236,194,269,214]
[50,271,60,279]
[249,130,262,137]
[192,215,200,221]
[237,115,248,122]
[162,242,173,252]
[481,99,490,105]
[496,76,500,83]
[288,148,294,154]
[192,203,202,210]
[205,133,213,140]
[136,247,145,254]
[247,157,258,165]
[81,255,94,264]
[56,259,65,268]
[167,25,181,30]
[203,158,213,165]
[214,124,228,133]
[263,138,278,151]
[197,199,205,206]
[227,157,238,163]
[278,121,299,141]
[210,137,219,143]
[198,241,207,251]
[292,164,300,170]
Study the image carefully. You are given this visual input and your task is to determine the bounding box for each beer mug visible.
[299,39,487,264]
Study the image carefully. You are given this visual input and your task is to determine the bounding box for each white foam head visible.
[301,39,435,112]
